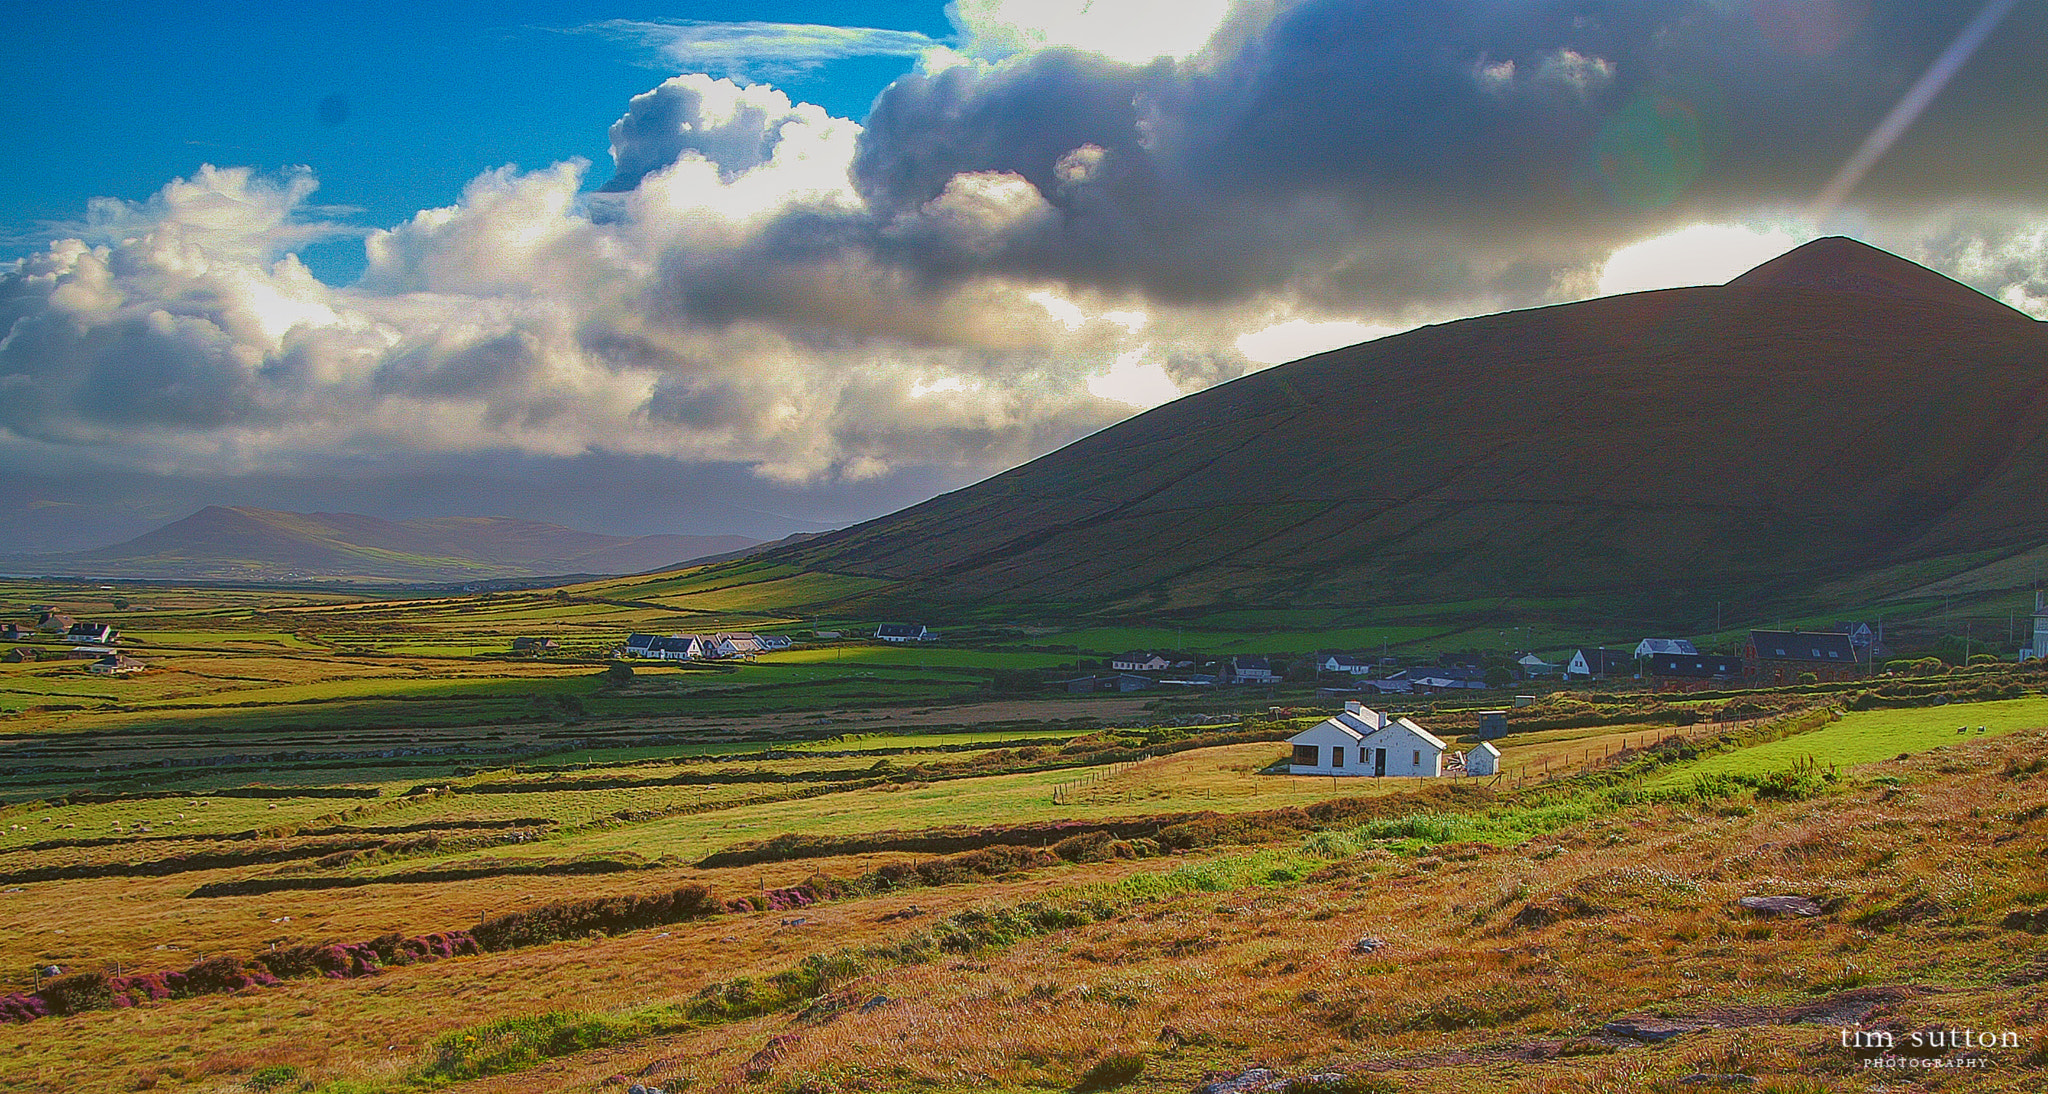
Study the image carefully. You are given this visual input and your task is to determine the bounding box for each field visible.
[6,577,2048,1093]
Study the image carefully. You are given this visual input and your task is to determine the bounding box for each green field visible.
[1652,696,2048,786]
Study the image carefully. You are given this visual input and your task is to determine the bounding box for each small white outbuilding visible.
[1464,740,1501,777]
[1288,701,1448,777]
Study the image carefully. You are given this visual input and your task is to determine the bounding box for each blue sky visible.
[0,2,949,282]
[1,1,2043,550]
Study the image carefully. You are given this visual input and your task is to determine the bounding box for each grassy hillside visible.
[697,238,2048,631]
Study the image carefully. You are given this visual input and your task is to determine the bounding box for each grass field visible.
[1651,695,2048,787]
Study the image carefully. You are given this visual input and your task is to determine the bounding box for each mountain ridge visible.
[1,506,761,584]
[733,236,2048,625]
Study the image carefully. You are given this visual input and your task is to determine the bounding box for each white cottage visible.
[1464,740,1501,777]
[1288,701,1448,777]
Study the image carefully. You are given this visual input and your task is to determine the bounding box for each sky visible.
[2,0,2045,551]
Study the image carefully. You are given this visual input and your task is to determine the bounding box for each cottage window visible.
[1332,747,1345,767]
[1412,749,1421,766]
[1293,744,1318,766]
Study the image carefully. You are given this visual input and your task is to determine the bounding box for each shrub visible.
[38,971,112,1015]
[247,1065,300,1092]
[1053,831,1118,863]
[1075,1051,1147,1091]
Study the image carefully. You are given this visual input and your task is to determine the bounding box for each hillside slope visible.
[1,507,758,583]
[752,237,2048,622]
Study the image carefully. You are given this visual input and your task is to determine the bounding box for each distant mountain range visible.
[0,507,761,584]
[734,237,2048,627]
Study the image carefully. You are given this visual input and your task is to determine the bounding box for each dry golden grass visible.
[7,727,2048,1094]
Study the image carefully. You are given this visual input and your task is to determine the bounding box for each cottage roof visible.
[1296,706,1449,752]
[1572,648,1634,673]
[875,623,925,638]
[1634,638,1697,656]
[1233,655,1272,670]
[1471,741,1502,758]
[1650,653,1744,677]
[1749,630,1855,663]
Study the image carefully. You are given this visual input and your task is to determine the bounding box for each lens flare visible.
[1810,0,2023,223]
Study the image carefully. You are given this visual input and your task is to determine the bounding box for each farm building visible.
[2,647,38,663]
[624,634,704,660]
[1319,653,1374,675]
[1746,630,1860,685]
[1288,701,1447,777]
[1649,652,1745,692]
[67,622,118,645]
[510,637,557,655]
[1062,673,1152,694]
[875,624,937,643]
[1464,741,1501,776]
[1228,656,1278,684]
[87,654,145,675]
[1564,648,1633,681]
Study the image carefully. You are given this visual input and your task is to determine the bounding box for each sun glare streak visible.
[1810,0,2022,222]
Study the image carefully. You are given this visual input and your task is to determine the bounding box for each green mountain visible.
[1,507,759,584]
[736,237,2048,627]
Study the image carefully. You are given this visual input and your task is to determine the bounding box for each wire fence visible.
[1051,755,1152,804]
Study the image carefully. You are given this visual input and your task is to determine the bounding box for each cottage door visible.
[1373,748,1387,776]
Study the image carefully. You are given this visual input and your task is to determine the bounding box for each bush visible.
[247,1065,300,1092]
[38,971,112,1015]
[472,883,719,950]
[1075,1051,1147,1091]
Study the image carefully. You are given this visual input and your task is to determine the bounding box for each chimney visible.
[1344,700,1362,714]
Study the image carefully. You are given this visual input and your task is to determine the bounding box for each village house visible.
[755,634,795,651]
[1515,653,1559,677]
[1226,655,1278,684]
[1633,638,1697,658]
[35,611,76,634]
[2,647,39,663]
[1746,630,1861,685]
[510,637,558,655]
[1564,648,1634,681]
[87,653,145,675]
[1111,651,1172,672]
[1288,701,1447,777]
[1405,665,1486,693]
[874,623,937,643]
[1648,652,1745,692]
[624,634,704,661]
[1318,652,1374,675]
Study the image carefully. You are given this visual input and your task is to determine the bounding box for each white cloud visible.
[1235,318,1403,365]
[587,19,939,80]
[1087,344,1182,407]
[948,0,1238,63]
[1596,223,1813,296]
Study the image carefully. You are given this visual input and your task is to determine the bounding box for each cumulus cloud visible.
[6,0,2047,537]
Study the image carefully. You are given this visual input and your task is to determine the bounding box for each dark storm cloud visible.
[651,0,2045,311]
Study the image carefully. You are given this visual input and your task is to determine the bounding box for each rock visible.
[1351,936,1388,954]
[1737,895,1823,917]
[1192,1068,1277,1094]
[39,965,61,977]
[1678,1076,1758,1086]
[859,994,892,1012]
[1603,1017,1707,1042]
